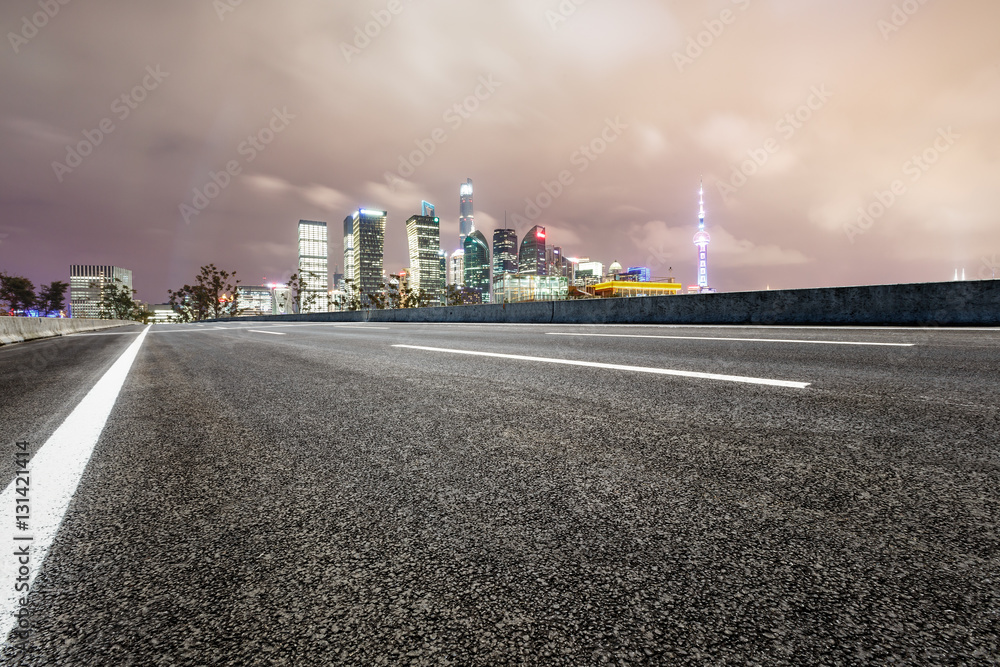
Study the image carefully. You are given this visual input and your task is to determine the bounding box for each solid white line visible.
[545,333,915,347]
[248,330,287,336]
[393,344,811,389]
[1,325,150,645]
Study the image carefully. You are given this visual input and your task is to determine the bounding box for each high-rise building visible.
[350,208,387,296]
[694,181,712,291]
[69,265,133,318]
[463,230,491,301]
[343,216,355,290]
[459,178,475,244]
[422,200,436,217]
[518,225,547,276]
[438,250,447,300]
[493,228,518,277]
[448,249,465,287]
[298,220,329,313]
[406,213,443,302]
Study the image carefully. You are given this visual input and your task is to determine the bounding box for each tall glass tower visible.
[463,230,491,301]
[350,209,386,296]
[518,225,547,276]
[343,216,355,288]
[406,213,442,302]
[459,178,475,244]
[448,249,465,287]
[493,228,518,277]
[693,182,711,291]
[298,220,329,313]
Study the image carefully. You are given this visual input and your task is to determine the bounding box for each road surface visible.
[1,322,998,665]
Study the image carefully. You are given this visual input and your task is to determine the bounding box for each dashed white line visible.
[248,330,287,336]
[545,333,915,347]
[1,325,150,645]
[393,345,811,389]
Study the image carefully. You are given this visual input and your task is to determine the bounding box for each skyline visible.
[2,1,999,303]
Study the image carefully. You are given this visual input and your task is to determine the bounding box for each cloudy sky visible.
[1,0,998,302]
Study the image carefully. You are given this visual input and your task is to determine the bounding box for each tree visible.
[445,284,480,306]
[37,281,69,316]
[167,264,242,322]
[99,278,140,320]
[344,279,363,311]
[287,272,318,314]
[0,273,37,315]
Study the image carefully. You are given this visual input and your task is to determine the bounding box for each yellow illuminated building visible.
[593,281,683,298]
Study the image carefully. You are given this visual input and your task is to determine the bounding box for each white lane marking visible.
[144,324,391,333]
[393,345,811,389]
[1,325,150,645]
[545,333,915,347]
[248,330,286,336]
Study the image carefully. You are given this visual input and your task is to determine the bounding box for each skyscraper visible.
[69,265,133,318]
[298,220,329,313]
[343,216,355,290]
[459,178,474,244]
[448,249,465,287]
[350,209,387,296]
[693,181,711,291]
[422,200,435,217]
[493,228,518,277]
[406,212,442,302]
[463,230,490,301]
[518,225,547,276]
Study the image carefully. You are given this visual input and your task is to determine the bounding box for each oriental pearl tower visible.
[693,180,712,291]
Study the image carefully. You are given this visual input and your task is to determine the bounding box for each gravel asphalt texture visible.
[1,322,998,665]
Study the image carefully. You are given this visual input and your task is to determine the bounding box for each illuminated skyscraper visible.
[518,225,547,276]
[422,200,435,217]
[343,216,355,289]
[459,178,475,244]
[448,249,465,287]
[463,230,491,301]
[693,181,711,291]
[298,220,328,313]
[493,228,518,276]
[69,265,132,318]
[350,209,387,296]
[406,213,442,302]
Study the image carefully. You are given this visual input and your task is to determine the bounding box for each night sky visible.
[2,0,998,303]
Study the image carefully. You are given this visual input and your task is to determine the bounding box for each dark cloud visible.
[1,0,997,301]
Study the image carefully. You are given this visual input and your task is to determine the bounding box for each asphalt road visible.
[1,322,998,665]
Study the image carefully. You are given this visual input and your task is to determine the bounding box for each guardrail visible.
[0,318,141,346]
[205,280,1000,327]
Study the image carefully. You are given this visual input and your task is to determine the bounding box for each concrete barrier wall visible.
[209,280,1000,327]
[0,318,140,346]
